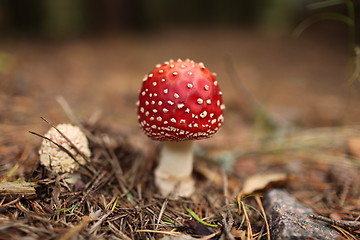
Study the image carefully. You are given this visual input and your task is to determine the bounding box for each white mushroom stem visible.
[154,140,195,197]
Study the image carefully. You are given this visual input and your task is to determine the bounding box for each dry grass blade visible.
[241,201,253,240]
[237,192,255,240]
[332,225,358,240]
[255,195,270,240]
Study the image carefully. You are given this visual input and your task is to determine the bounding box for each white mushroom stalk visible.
[39,123,91,184]
[155,141,194,197]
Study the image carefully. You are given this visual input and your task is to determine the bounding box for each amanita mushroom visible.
[39,123,91,184]
[137,59,225,197]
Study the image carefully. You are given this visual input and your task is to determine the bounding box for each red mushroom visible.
[137,59,225,197]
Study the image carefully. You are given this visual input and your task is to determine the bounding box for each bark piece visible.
[0,182,37,196]
[264,189,343,240]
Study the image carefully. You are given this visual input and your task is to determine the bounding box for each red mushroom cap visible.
[137,59,225,141]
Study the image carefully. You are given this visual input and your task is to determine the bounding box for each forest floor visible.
[0,27,359,239]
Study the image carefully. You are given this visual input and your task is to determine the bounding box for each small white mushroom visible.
[39,124,91,183]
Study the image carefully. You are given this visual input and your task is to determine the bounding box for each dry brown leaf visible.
[240,173,287,196]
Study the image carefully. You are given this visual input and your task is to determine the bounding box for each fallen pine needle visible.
[331,225,357,240]
[136,229,181,236]
[0,197,20,207]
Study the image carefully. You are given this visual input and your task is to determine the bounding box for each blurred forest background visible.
[1,0,360,145]
[1,0,300,36]
[0,0,358,38]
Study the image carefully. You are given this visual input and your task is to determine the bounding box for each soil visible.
[0,26,359,239]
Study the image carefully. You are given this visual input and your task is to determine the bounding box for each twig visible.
[310,214,360,231]
[221,170,235,240]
